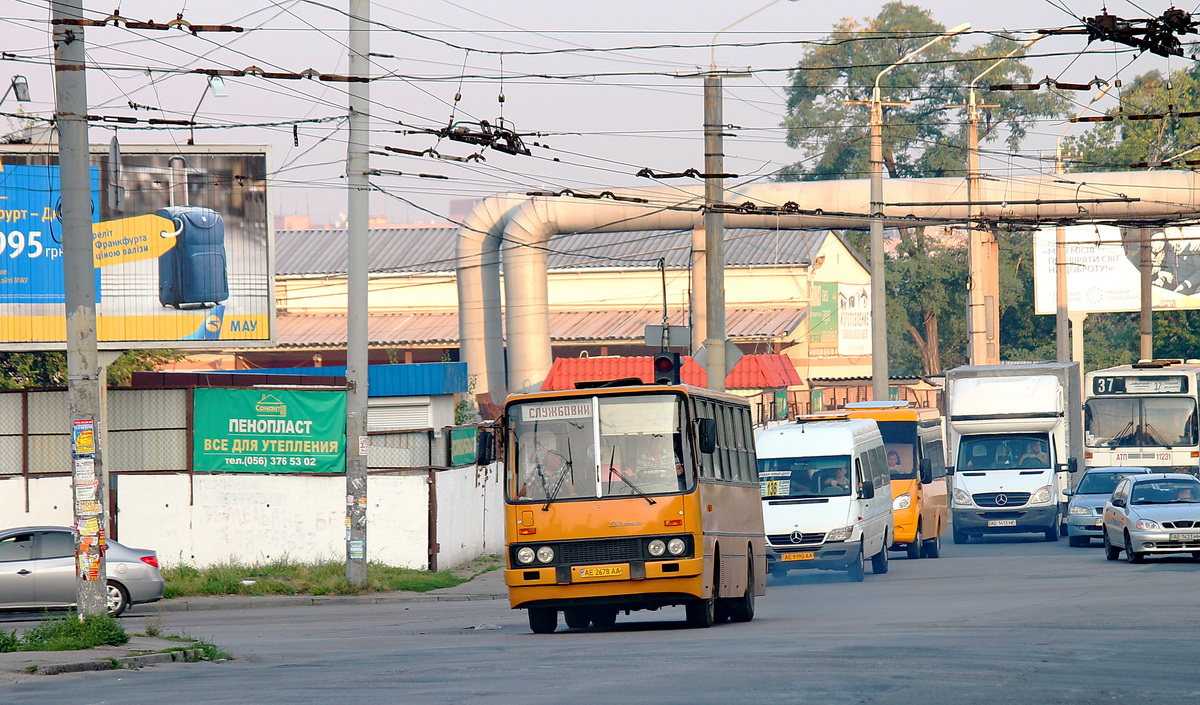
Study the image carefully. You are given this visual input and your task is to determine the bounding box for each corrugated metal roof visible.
[540,354,801,391]
[274,307,807,349]
[223,362,468,396]
[276,227,835,276]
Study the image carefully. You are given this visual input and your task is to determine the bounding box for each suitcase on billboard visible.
[157,205,229,308]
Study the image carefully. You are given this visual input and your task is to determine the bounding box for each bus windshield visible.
[1084,397,1197,448]
[876,420,918,480]
[758,455,851,498]
[506,393,695,503]
[957,434,1049,471]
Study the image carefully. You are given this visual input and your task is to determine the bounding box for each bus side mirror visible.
[476,429,495,466]
[919,458,933,485]
[858,481,875,500]
[697,418,717,454]
[1069,458,1079,473]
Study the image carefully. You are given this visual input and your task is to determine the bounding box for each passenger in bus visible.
[887,451,903,474]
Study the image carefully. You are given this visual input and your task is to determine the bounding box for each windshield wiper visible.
[1108,419,1137,448]
[1143,423,1172,448]
[602,447,655,505]
[543,439,575,511]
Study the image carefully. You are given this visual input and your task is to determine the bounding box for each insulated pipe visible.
[454,193,526,407]
[463,169,1200,396]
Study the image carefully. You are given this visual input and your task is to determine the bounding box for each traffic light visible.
[653,352,682,385]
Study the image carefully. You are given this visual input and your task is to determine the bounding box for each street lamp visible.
[1054,85,1112,364]
[869,22,970,401]
[0,75,30,104]
[965,34,1043,367]
[187,76,228,145]
[699,0,798,391]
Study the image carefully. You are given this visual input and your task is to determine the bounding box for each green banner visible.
[193,388,346,473]
[808,282,838,346]
[449,427,479,467]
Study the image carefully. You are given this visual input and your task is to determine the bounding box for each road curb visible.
[35,649,202,676]
[155,592,503,612]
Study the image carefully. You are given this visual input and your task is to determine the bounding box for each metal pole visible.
[55,0,106,616]
[1055,225,1069,362]
[703,74,726,392]
[868,90,888,401]
[345,0,370,587]
[1139,227,1153,360]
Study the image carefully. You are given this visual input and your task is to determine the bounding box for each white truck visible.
[945,362,1082,544]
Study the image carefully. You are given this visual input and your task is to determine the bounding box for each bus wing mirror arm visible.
[945,465,956,476]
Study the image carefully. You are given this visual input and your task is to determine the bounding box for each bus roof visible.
[843,405,941,422]
[505,382,750,408]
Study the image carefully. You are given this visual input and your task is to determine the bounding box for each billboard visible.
[1034,225,1200,315]
[192,388,346,473]
[0,145,274,350]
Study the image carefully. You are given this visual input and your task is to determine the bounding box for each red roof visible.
[541,354,801,391]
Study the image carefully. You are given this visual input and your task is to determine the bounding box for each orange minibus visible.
[844,401,948,558]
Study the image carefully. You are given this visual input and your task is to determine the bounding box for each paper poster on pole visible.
[837,284,872,356]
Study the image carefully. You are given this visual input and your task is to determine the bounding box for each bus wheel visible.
[906,528,923,560]
[590,608,618,630]
[922,534,941,559]
[847,545,866,583]
[528,608,557,634]
[686,565,718,628]
[563,608,591,630]
[727,559,756,623]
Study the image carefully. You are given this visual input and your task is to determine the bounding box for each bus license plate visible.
[1170,533,1200,542]
[576,565,627,581]
[988,519,1017,527]
[781,552,815,561]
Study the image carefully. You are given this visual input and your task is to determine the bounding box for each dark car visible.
[0,527,164,616]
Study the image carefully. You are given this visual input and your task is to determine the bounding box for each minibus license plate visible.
[1170,533,1200,542]
[988,519,1017,527]
[576,565,626,581]
[781,552,815,561]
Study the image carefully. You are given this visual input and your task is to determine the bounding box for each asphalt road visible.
[4,534,1199,705]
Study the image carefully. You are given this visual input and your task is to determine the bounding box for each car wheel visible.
[847,544,866,582]
[1124,532,1144,563]
[922,534,941,559]
[1103,530,1121,560]
[106,581,130,617]
[563,608,591,630]
[527,607,557,634]
[906,528,923,560]
[871,543,889,574]
[589,608,618,630]
[1068,536,1087,548]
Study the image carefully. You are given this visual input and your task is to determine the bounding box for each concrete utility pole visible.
[55,0,106,616]
[345,0,370,587]
[1139,227,1153,359]
[701,74,727,392]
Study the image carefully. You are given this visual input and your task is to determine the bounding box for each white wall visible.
[1,469,501,571]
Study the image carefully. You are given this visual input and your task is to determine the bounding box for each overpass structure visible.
[456,171,1200,407]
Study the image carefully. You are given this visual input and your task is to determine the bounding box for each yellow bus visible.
[844,401,948,558]
[486,381,766,633]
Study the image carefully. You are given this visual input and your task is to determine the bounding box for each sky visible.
[2,0,1196,226]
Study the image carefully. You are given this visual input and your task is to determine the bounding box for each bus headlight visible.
[825,526,853,542]
[647,539,666,557]
[516,547,535,565]
[953,488,972,506]
[892,493,912,511]
[1028,485,1053,505]
[667,538,687,556]
[1068,505,1091,516]
[536,546,555,563]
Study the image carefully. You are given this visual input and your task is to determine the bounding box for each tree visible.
[780,2,1065,181]
[0,350,186,390]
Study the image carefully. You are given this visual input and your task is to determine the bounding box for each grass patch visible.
[0,613,129,653]
[161,555,501,598]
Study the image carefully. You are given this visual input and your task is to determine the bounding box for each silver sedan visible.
[0,526,164,616]
[1103,474,1200,563]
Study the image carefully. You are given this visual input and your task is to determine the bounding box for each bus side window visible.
[867,445,887,488]
[718,405,734,480]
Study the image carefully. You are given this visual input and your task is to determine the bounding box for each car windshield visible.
[1076,472,1144,495]
[1085,397,1197,448]
[1129,480,1200,505]
[759,455,851,499]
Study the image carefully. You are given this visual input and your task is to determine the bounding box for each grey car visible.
[0,526,164,616]
[1066,467,1151,547]
[1103,474,1200,563]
